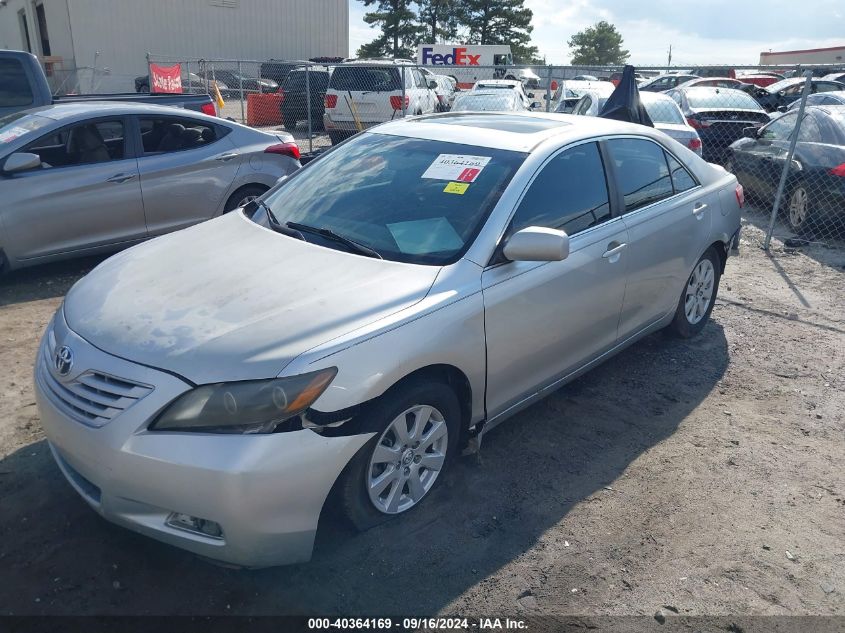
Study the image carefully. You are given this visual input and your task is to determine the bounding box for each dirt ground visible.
[0,220,843,619]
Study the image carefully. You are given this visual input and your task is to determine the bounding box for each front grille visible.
[39,330,153,428]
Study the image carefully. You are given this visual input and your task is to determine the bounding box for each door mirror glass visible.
[428,80,438,90]
[3,152,42,173]
[530,101,541,109]
[503,226,570,262]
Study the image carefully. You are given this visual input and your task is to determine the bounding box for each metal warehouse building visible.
[0,0,349,92]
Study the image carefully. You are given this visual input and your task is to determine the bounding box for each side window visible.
[412,70,427,89]
[665,152,697,193]
[139,117,219,154]
[668,91,682,106]
[606,138,674,212]
[576,96,592,115]
[509,142,611,237]
[761,113,797,140]
[796,114,822,142]
[816,82,838,93]
[24,119,124,168]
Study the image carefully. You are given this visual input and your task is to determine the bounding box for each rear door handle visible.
[106,173,136,184]
[693,202,708,217]
[214,152,239,162]
[602,242,627,260]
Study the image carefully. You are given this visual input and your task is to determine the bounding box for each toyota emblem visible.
[54,346,74,377]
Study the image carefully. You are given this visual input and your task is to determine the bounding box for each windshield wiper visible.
[260,201,305,240]
[286,221,383,259]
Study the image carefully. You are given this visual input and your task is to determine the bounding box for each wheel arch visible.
[709,239,728,273]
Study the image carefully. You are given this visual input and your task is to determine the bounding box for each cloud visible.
[348,0,845,64]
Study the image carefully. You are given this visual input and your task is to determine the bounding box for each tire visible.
[224,184,268,212]
[339,379,461,532]
[785,182,812,233]
[283,118,297,132]
[667,247,721,339]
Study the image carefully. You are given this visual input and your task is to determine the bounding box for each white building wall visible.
[1,0,349,92]
[759,46,845,66]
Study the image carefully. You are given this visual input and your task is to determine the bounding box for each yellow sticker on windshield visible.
[443,182,470,195]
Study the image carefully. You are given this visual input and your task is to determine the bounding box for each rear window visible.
[644,99,685,124]
[0,58,35,108]
[452,93,518,112]
[685,89,760,109]
[329,66,401,92]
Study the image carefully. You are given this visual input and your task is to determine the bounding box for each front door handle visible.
[106,173,136,184]
[214,152,239,162]
[693,202,708,217]
[602,242,627,260]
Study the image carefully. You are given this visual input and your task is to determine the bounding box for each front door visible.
[1,117,146,262]
[482,141,629,420]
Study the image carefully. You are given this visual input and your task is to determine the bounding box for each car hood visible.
[63,212,441,384]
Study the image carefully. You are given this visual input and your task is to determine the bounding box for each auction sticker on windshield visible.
[0,127,30,144]
[422,154,491,182]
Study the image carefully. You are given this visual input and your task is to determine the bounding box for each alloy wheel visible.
[788,186,809,229]
[366,405,448,514]
[684,259,715,325]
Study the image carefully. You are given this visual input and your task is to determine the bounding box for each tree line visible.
[357,0,541,64]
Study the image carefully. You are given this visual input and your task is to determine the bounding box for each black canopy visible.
[598,65,654,127]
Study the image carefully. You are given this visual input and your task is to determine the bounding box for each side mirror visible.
[777,105,788,113]
[742,126,759,139]
[3,152,42,173]
[428,80,438,90]
[530,101,541,109]
[503,226,570,262]
[275,175,288,186]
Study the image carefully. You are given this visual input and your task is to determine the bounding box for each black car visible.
[665,87,770,163]
[280,66,331,131]
[753,78,845,112]
[260,60,310,85]
[198,70,278,94]
[727,105,845,233]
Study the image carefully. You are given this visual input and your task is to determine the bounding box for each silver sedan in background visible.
[35,112,742,567]
[0,102,300,272]
[571,88,703,156]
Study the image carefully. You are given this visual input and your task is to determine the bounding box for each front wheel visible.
[224,184,268,212]
[339,380,460,531]
[667,247,721,338]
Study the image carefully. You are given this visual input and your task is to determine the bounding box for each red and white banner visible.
[150,63,183,94]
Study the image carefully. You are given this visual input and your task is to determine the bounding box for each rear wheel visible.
[283,118,297,131]
[786,182,812,233]
[339,380,460,531]
[224,184,268,212]
[667,247,721,338]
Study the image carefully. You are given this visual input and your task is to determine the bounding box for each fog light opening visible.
[166,512,224,540]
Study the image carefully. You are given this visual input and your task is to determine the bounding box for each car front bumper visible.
[35,310,371,567]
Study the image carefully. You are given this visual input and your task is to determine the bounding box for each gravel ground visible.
[0,220,843,619]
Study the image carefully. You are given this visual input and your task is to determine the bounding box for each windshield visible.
[685,89,760,109]
[0,113,51,145]
[0,58,34,108]
[452,93,518,111]
[258,132,526,265]
[765,79,802,93]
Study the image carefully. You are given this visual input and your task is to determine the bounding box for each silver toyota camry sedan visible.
[35,112,743,567]
[0,102,300,272]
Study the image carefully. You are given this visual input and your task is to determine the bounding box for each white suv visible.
[323,60,438,145]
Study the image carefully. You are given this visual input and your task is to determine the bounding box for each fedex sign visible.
[421,47,481,66]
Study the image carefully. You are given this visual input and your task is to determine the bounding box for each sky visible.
[348,0,845,65]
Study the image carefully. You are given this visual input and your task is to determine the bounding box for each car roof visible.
[370,111,673,153]
[19,101,221,122]
[475,79,520,86]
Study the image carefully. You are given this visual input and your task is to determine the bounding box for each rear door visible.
[133,114,242,235]
[0,116,146,262]
[606,137,715,337]
[483,141,630,420]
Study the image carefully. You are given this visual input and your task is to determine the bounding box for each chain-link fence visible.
[144,55,845,247]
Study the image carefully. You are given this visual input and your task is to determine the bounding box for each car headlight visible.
[150,368,337,434]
